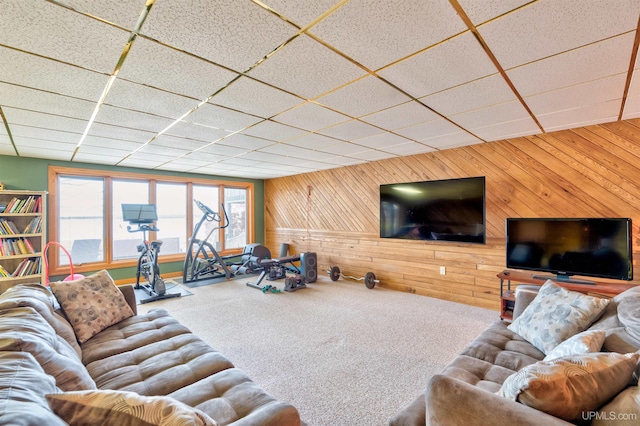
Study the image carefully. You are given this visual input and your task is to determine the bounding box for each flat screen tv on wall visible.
[506,218,633,282]
[380,176,485,244]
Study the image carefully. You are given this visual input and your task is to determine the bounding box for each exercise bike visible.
[182,200,234,284]
[123,204,181,304]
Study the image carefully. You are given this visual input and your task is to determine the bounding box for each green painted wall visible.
[0,154,264,281]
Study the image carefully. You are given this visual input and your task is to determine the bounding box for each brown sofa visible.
[0,277,300,425]
[390,282,640,426]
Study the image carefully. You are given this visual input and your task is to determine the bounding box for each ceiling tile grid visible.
[0,0,638,178]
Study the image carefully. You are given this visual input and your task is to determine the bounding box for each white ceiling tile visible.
[212,77,304,118]
[423,131,483,149]
[1,0,130,73]
[77,144,131,157]
[310,0,466,70]
[82,136,142,152]
[13,137,76,152]
[381,142,435,156]
[451,100,531,131]
[127,151,177,162]
[88,123,155,144]
[394,118,463,141]
[360,101,439,130]
[119,37,240,100]
[420,73,515,116]
[105,79,199,119]
[16,146,73,161]
[478,0,640,69]
[186,103,263,132]
[138,143,191,157]
[152,134,209,151]
[155,162,200,173]
[261,0,339,28]
[239,150,296,165]
[118,157,166,168]
[317,141,369,156]
[0,82,95,120]
[198,143,248,157]
[10,125,80,144]
[96,105,175,133]
[259,144,317,159]
[217,134,275,151]
[317,120,383,140]
[457,0,531,26]
[537,99,621,131]
[285,133,343,149]
[526,74,627,116]
[0,46,109,101]
[316,75,411,117]
[241,121,305,141]
[507,34,634,97]
[354,132,410,149]
[469,117,540,142]
[378,32,497,98]
[70,152,121,165]
[274,102,349,131]
[142,0,297,72]
[248,34,367,99]
[166,157,213,168]
[167,121,231,143]
[349,150,396,161]
[59,0,149,29]
[2,108,88,134]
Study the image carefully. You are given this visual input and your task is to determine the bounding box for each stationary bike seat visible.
[150,240,163,250]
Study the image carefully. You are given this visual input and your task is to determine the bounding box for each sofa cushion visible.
[543,329,605,361]
[50,270,134,343]
[0,351,67,426]
[46,389,218,426]
[0,306,96,391]
[81,308,234,396]
[592,385,640,425]
[508,280,610,354]
[498,352,640,421]
[0,282,82,358]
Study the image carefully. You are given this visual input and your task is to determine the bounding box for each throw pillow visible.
[49,270,134,343]
[543,329,606,361]
[498,352,640,421]
[507,280,610,354]
[46,389,218,426]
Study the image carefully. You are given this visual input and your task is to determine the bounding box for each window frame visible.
[48,166,254,276]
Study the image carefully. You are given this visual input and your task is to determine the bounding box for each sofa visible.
[0,270,301,425]
[390,280,640,426]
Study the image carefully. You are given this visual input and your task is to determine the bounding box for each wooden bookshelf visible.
[0,190,47,293]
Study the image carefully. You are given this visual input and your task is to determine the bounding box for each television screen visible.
[506,218,633,281]
[380,176,485,243]
[122,204,158,224]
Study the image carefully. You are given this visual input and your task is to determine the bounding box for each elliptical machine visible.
[122,204,181,304]
[182,200,234,284]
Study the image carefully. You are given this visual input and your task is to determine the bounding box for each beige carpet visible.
[137,274,498,426]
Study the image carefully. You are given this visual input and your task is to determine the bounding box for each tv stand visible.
[531,274,596,285]
[497,270,636,322]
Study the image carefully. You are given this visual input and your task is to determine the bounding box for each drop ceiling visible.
[1,0,639,179]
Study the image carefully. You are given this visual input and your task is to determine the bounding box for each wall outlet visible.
[439,266,446,275]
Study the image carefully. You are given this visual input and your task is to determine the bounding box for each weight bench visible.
[246,255,301,290]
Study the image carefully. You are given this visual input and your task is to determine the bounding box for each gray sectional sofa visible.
[0,271,300,425]
[390,281,640,425]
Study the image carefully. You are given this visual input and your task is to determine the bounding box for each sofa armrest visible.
[426,374,572,426]
[118,284,137,316]
[512,285,540,320]
[388,393,425,426]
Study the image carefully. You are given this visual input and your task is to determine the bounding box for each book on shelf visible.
[0,218,20,235]
[0,237,37,256]
[2,196,41,214]
[0,265,9,278]
[11,257,41,277]
[22,216,42,234]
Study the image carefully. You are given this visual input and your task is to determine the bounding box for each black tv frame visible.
[505,217,633,282]
[379,176,486,244]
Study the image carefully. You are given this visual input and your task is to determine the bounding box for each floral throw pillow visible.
[50,270,134,344]
[543,329,606,361]
[508,280,610,354]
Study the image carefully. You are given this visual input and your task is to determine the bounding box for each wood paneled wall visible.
[265,119,640,310]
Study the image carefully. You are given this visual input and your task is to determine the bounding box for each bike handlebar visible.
[194,199,229,228]
[127,224,159,233]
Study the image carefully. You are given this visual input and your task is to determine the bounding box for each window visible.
[58,177,104,266]
[48,166,254,276]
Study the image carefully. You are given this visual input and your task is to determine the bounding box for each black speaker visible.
[300,252,317,283]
